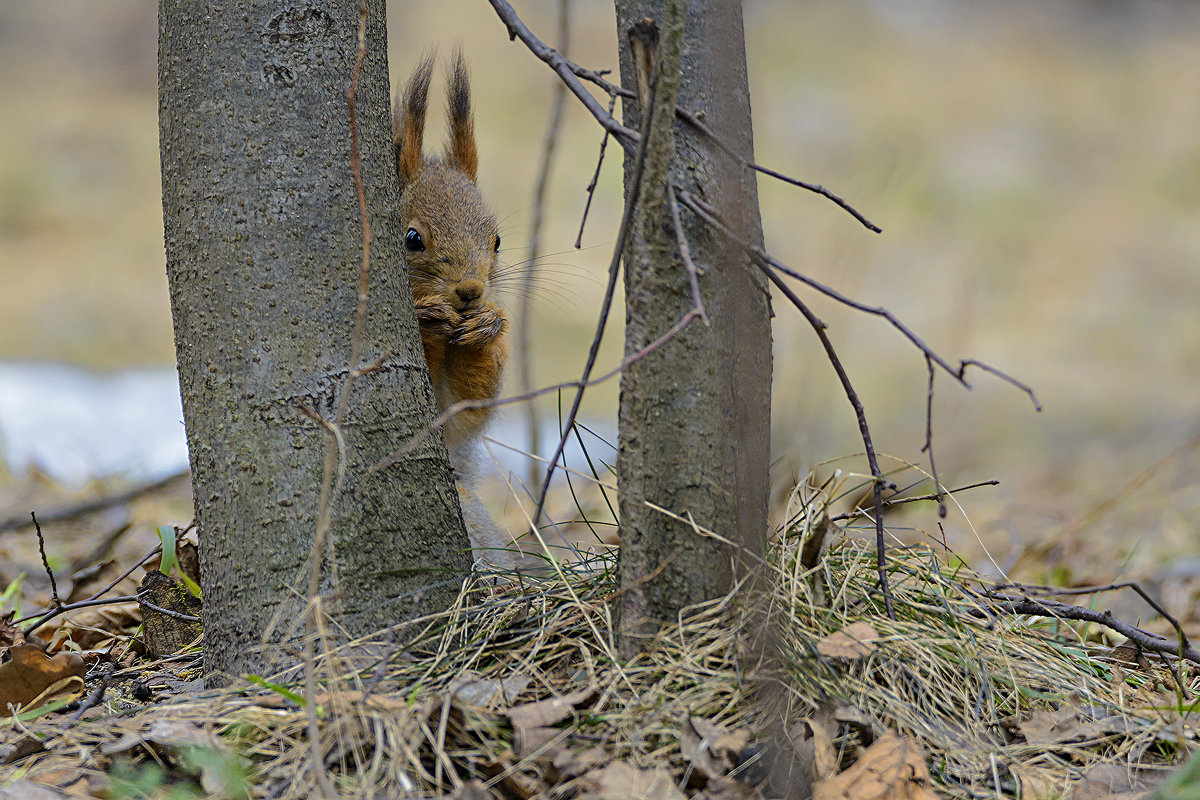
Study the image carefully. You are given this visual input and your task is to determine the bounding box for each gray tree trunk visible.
[159,0,471,682]
[614,0,772,649]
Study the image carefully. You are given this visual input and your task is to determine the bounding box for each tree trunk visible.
[614,0,772,650]
[158,0,471,682]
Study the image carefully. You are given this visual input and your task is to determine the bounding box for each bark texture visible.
[614,0,772,649]
[159,0,471,681]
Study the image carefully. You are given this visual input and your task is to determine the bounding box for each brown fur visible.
[392,52,508,471]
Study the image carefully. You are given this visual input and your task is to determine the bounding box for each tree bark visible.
[614,0,772,650]
[159,0,471,682]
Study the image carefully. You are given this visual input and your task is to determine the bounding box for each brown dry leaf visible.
[1011,764,1069,800]
[579,761,687,800]
[0,733,47,765]
[47,602,141,651]
[514,724,562,760]
[812,731,937,800]
[552,745,609,781]
[1075,763,1165,798]
[817,621,879,660]
[0,614,24,648]
[506,685,594,729]
[690,716,751,763]
[789,718,838,781]
[0,643,86,712]
[450,670,531,708]
[681,716,750,778]
[1017,707,1130,746]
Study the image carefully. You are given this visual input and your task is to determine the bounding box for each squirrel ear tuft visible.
[445,48,478,182]
[395,51,437,186]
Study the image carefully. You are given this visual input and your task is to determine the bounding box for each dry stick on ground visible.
[976,593,1200,667]
[0,468,190,534]
[519,0,572,494]
[990,580,1193,655]
[21,545,162,635]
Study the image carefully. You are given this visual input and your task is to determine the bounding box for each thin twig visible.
[828,480,999,522]
[677,188,1040,409]
[31,512,62,611]
[0,469,189,534]
[520,0,572,494]
[363,308,697,485]
[575,94,618,249]
[990,580,1191,655]
[19,594,142,631]
[21,545,162,635]
[674,106,881,233]
[666,180,708,326]
[487,0,639,147]
[488,0,882,232]
[921,355,946,518]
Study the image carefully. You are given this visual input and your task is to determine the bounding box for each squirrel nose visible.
[455,282,483,306]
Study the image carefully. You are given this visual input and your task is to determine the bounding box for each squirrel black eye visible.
[494,235,501,252]
[404,228,425,252]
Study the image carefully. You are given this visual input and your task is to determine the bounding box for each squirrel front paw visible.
[414,296,462,339]
[451,302,507,348]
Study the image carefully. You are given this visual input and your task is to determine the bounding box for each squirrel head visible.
[393,50,500,313]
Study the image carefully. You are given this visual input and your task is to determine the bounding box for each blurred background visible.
[0,0,1197,606]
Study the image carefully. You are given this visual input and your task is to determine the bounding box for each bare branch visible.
[519,0,572,494]
[487,0,638,146]
[575,94,617,249]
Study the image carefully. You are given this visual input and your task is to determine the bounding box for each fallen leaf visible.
[1076,762,1165,797]
[690,716,751,763]
[0,644,86,713]
[506,685,594,729]
[1017,707,1130,746]
[552,745,608,781]
[450,670,531,707]
[812,731,937,800]
[789,718,838,781]
[680,716,722,778]
[0,733,47,765]
[579,761,686,800]
[1010,765,1068,800]
[817,622,879,660]
[514,725,562,760]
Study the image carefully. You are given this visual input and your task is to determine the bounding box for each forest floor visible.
[0,466,1197,799]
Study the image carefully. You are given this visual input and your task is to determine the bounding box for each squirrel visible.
[393,51,513,564]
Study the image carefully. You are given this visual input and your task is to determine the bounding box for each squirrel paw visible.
[451,303,507,348]
[415,296,462,338]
